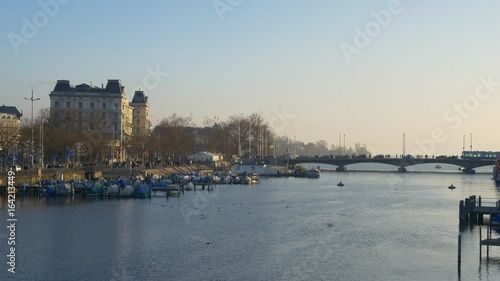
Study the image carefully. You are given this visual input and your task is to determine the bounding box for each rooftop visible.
[52,79,125,94]
[0,105,22,118]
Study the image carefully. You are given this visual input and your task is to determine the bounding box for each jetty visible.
[459,195,500,261]
[459,195,500,225]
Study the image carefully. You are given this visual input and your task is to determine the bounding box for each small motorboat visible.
[448,184,456,190]
[337,181,344,187]
[435,165,442,169]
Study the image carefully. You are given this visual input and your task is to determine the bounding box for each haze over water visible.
[1,169,500,281]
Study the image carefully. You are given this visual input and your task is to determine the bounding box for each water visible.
[1,170,500,281]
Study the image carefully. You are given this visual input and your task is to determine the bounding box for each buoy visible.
[337,181,344,187]
[448,184,456,190]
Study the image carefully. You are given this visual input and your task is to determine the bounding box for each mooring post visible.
[480,227,482,262]
[459,200,465,225]
[458,233,462,268]
[465,198,471,223]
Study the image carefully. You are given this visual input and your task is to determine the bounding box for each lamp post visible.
[343,134,345,156]
[470,133,472,152]
[24,90,40,167]
[402,132,406,158]
[40,114,44,169]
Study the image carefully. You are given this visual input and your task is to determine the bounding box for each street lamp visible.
[24,90,40,167]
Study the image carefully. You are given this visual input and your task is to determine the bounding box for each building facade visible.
[130,90,150,136]
[0,105,22,163]
[49,80,150,160]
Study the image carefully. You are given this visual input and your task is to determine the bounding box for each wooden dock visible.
[459,195,500,225]
[459,195,500,261]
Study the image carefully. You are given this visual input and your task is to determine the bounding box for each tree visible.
[303,142,317,156]
[316,140,329,156]
[0,121,20,168]
[155,113,195,162]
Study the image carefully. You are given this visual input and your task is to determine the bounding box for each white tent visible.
[187,152,221,162]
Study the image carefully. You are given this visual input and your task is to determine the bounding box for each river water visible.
[1,166,500,281]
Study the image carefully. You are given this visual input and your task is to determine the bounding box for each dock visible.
[459,195,500,261]
[459,195,500,225]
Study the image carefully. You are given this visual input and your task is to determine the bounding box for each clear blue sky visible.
[2,0,500,155]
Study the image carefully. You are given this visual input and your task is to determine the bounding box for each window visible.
[90,102,95,109]
[114,103,118,109]
[136,119,140,125]
[66,101,71,108]
[78,102,83,109]
[137,110,141,116]
[55,101,60,108]
[113,113,118,120]
[102,103,107,109]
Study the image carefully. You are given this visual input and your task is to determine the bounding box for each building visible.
[49,79,150,160]
[0,105,22,163]
[130,90,150,136]
[187,152,222,162]
[0,105,22,128]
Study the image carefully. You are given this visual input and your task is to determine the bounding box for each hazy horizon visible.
[3,0,500,156]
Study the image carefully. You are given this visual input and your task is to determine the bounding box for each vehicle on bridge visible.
[461,151,500,160]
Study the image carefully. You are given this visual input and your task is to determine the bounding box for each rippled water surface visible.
[1,170,500,281]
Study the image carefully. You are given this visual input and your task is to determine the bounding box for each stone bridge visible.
[288,157,495,174]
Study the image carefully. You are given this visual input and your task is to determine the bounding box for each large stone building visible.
[0,105,22,161]
[49,79,150,143]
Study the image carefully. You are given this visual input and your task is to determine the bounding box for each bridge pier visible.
[398,167,406,173]
[336,166,346,172]
[462,168,476,174]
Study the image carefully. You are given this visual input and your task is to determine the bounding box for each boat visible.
[306,169,320,178]
[240,175,251,185]
[435,165,442,169]
[294,165,307,178]
[185,182,194,190]
[448,184,456,190]
[337,181,344,187]
[122,185,134,197]
[249,172,260,184]
[231,176,241,184]
[133,184,150,198]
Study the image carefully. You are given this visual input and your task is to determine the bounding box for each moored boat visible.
[306,169,320,178]
[250,172,260,184]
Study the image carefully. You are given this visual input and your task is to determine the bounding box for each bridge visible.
[288,157,495,174]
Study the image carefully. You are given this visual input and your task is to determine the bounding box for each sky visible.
[2,0,500,156]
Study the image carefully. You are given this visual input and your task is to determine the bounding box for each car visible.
[9,165,22,171]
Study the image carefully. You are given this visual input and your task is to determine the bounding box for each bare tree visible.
[0,122,21,168]
[155,113,195,162]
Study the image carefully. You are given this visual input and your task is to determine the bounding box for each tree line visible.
[0,108,370,168]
